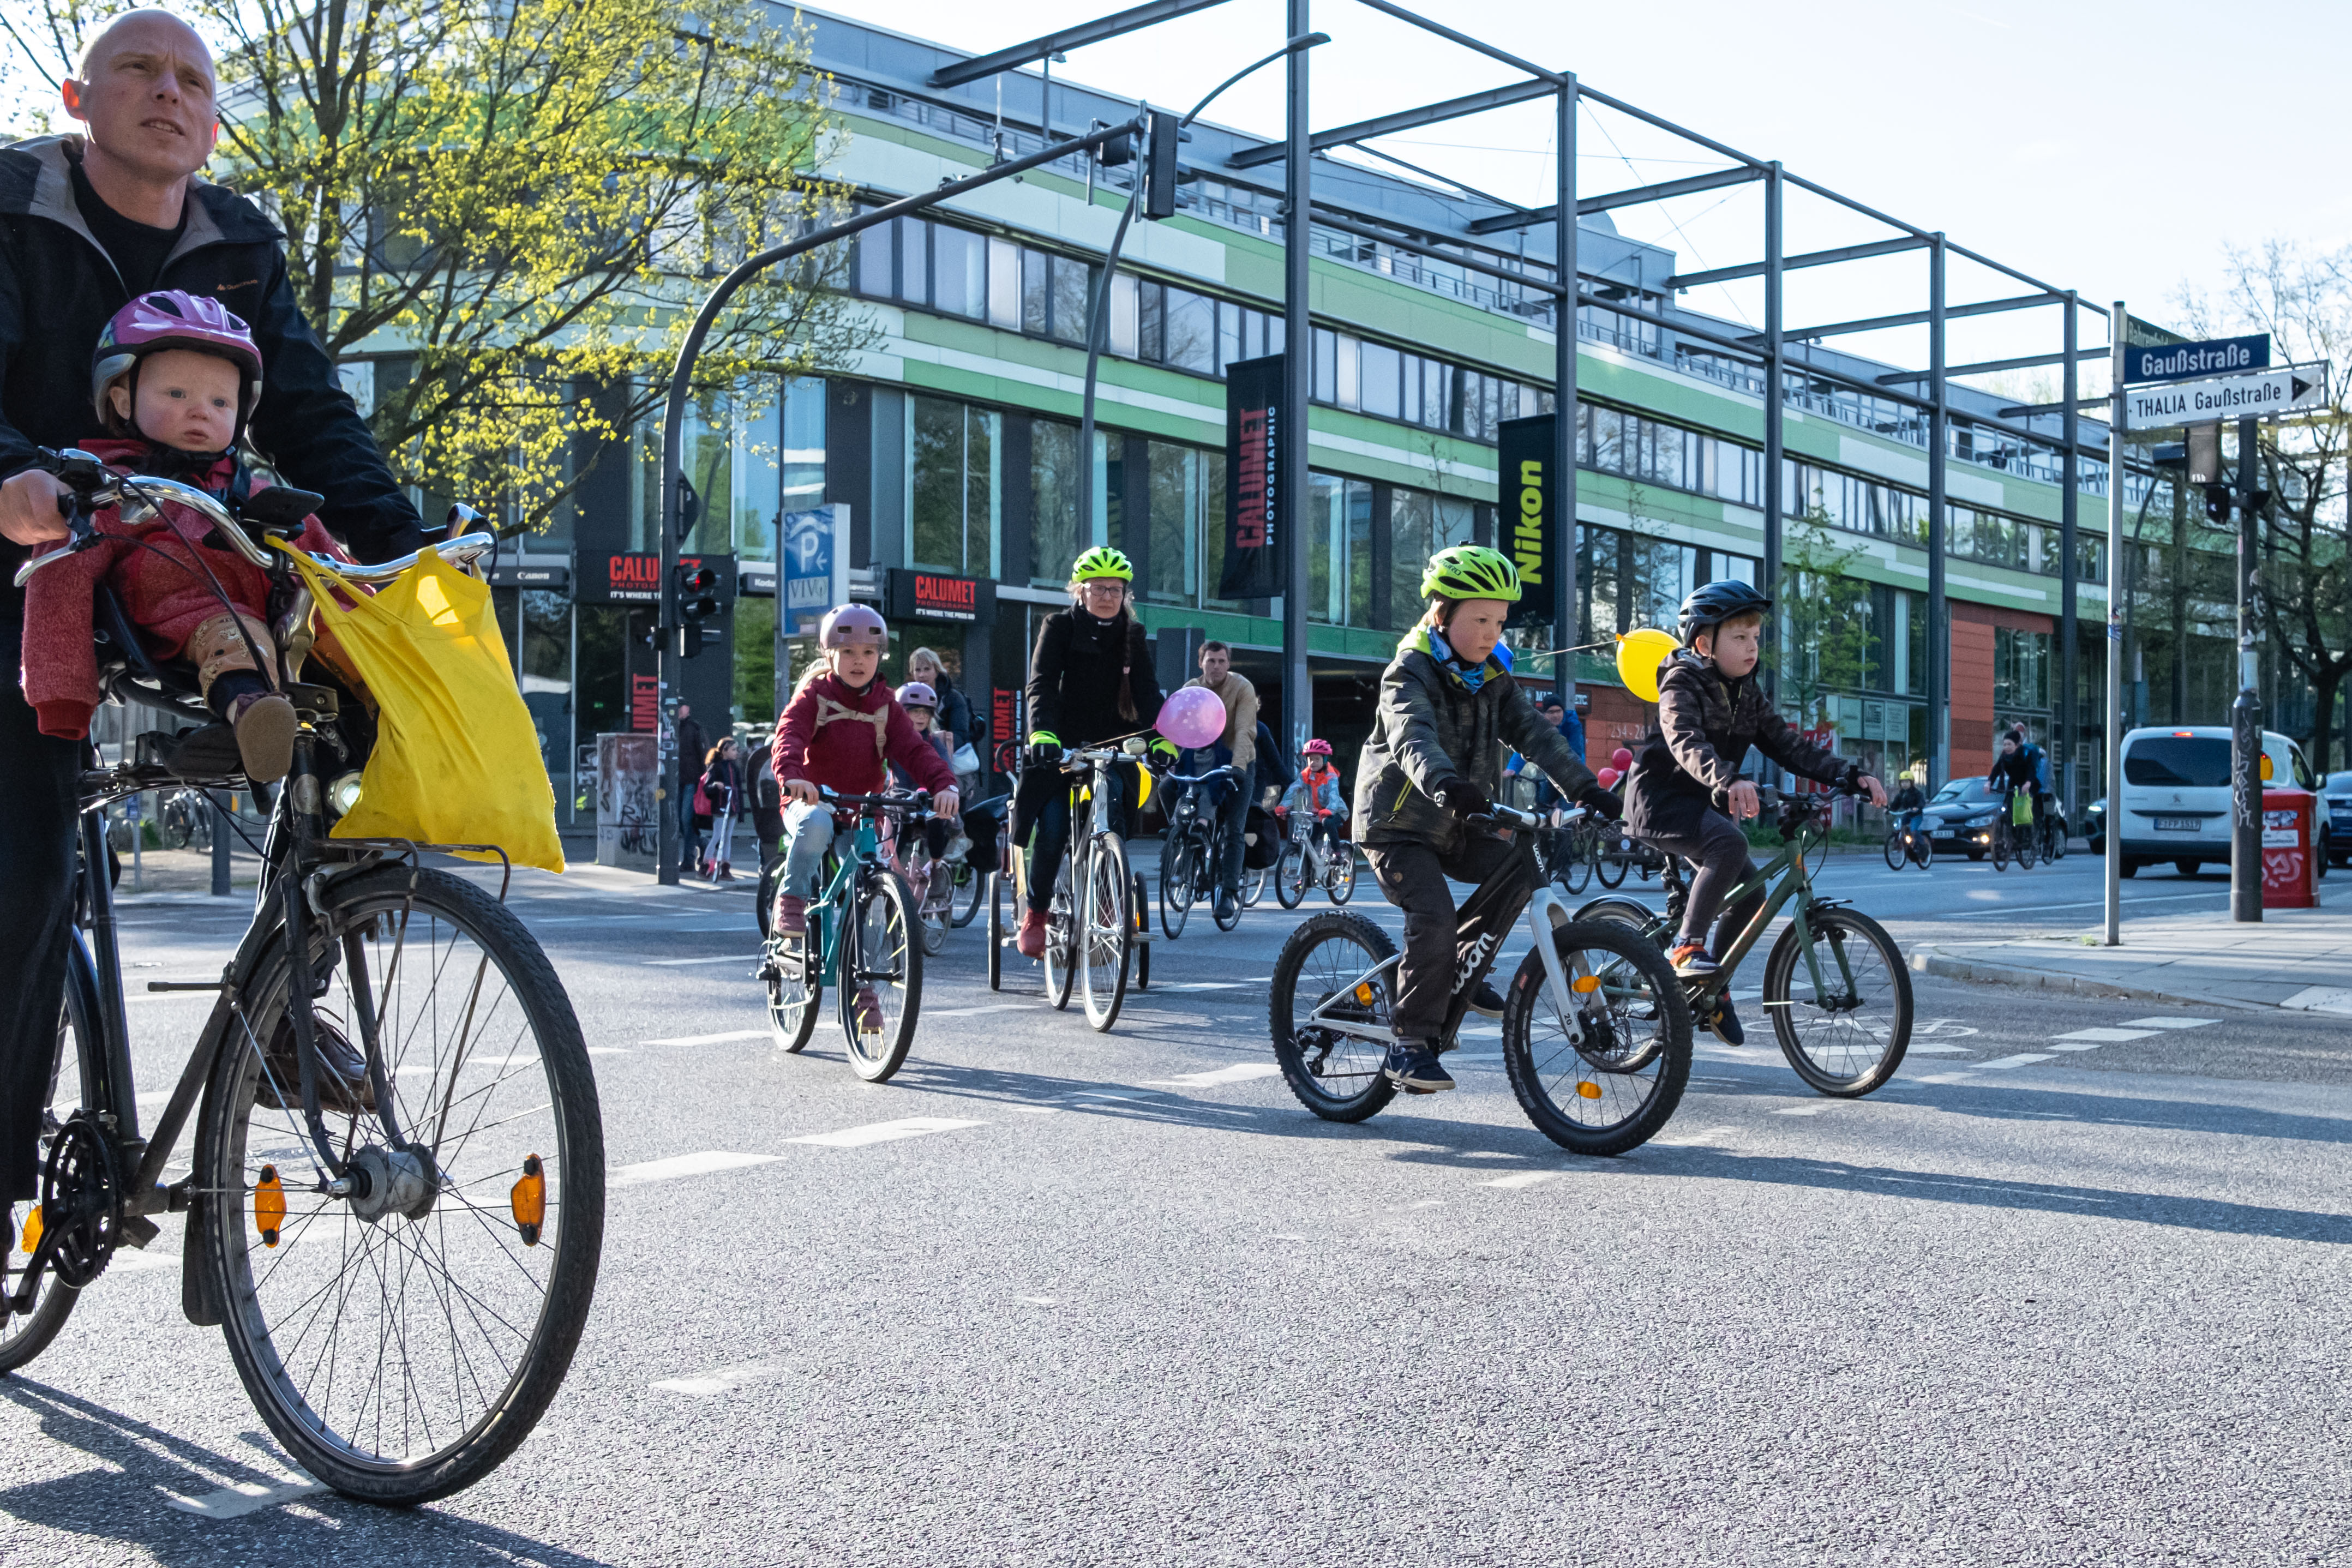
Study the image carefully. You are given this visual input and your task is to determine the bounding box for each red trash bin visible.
[2261,788,2320,909]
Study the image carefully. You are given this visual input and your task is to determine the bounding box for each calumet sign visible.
[2124,334,2269,385]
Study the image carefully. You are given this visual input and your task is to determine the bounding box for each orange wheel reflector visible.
[1354,982,1377,1006]
[1575,1081,1603,1100]
[20,1203,44,1257]
[1570,974,1601,994]
[254,1166,285,1248]
[512,1154,546,1247]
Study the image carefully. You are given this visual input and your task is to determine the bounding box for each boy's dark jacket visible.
[1625,650,1848,840]
[1352,626,1597,851]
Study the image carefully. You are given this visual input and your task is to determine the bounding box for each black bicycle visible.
[1266,802,1692,1156]
[4,450,603,1505]
[1157,766,1241,938]
[1883,812,1933,869]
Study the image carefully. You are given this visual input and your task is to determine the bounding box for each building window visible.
[1030,418,1083,589]
[1307,473,1373,626]
[1387,486,1474,629]
[933,224,987,319]
[1995,626,2052,710]
[908,396,1000,577]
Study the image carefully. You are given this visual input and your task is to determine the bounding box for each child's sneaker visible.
[1669,942,1720,977]
[854,986,885,1035]
[227,690,297,783]
[772,894,806,936]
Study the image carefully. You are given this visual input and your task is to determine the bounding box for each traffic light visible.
[675,561,719,658]
[1141,110,1180,220]
[1094,119,1132,168]
[2203,483,2234,524]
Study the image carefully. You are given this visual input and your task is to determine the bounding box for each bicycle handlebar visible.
[1161,766,1240,786]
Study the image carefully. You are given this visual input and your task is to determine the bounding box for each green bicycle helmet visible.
[1419,544,1521,603]
[1070,545,1134,583]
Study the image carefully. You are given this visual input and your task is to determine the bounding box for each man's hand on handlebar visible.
[783,778,821,805]
[0,470,72,548]
[931,786,961,819]
[1854,773,1888,809]
[1725,780,1761,820]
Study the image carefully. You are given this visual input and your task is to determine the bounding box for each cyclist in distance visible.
[1178,639,1256,924]
[769,605,959,1031]
[1988,729,2039,837]
[1623,581,1887,1044]
[1013,548,1174,958]
[1282,737,1346,855]
[1354,545,1621,1094]
[1889,768,1927,833]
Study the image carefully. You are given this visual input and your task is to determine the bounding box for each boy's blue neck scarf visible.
[1415,624,1507,693]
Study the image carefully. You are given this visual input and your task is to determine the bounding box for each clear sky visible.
[8,0,2342,392]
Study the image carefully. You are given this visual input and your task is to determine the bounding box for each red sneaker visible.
[773,894,806,936]
[1016,907,1049,959]
[854,986,884,1035]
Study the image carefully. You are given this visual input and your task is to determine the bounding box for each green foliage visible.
[1768,504,1874,734]
[18,0,870,532]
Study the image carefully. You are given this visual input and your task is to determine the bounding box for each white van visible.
[2110,725,2317,877]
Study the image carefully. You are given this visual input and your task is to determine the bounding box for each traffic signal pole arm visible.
[652,117,1139,884]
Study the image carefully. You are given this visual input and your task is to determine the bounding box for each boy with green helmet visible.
[1353,546,1620,1094]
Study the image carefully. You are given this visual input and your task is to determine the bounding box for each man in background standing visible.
[671,700,708,874]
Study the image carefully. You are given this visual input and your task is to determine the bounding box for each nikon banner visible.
[1495,413,1555,628]
[1219,354,1286,601]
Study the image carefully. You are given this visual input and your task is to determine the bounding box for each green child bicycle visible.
[761,789,926,1080]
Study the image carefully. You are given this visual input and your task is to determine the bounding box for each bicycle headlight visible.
[327,771,365,820]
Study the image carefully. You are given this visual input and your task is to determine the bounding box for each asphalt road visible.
[3,846,2348,1566]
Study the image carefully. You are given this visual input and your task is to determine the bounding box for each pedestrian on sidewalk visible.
[699,737,744,882]
[671,700,708,875]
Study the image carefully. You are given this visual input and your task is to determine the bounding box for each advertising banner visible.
[1220,354,1285,600]
[887,568,995,624]
[1495,413,1555,628]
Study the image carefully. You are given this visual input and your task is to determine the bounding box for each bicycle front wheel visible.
[765,927,821,1053]
[2017,828,2038,870]
[842,869,922,1081]
[1159,834,1195,940]
[198,865,604,1504]
[1274,843,1308,909]
[1043,865,1078,1012]
[1327,844,1356,904]
[1991,824,2010,872]
[1501,921,1693,1156]
[1883,831,1906,871]
[1268,913,1398,1122]
[1079,833,1131,1032]
[1763,906,1912,1097]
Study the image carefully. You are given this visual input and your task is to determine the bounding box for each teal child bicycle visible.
[760,789,927,1080]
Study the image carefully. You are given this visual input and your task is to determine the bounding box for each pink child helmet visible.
[818,603,888,650]
[896,681,938,710]
[1301,738,1334,758]
[91,290,266,431]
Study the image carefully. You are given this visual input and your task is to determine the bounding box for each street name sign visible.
[2123,364,2330,429]
[2123,333,2270,385]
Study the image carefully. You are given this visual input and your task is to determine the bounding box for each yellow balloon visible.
[1616,629,1682,703]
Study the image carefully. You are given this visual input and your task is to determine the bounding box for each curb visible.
[1910,948,2267,1013]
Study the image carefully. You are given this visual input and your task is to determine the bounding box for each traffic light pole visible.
[652,118,1140,884]
[1281,0,1313,761]
[2103,302,2126,947]
[2230,413,2263,922]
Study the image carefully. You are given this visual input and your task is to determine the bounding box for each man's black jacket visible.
[0,134,425,628]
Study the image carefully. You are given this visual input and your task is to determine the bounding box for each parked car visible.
[2082,726,2318,878]
[2326,770,2351,868]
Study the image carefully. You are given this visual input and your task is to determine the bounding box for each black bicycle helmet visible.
[1676,579,1773,646]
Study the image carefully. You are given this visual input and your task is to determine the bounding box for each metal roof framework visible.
[934,0,2119,798]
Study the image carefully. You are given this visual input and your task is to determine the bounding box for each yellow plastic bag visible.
[278,544,565,872]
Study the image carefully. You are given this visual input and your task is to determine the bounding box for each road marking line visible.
[2117,1016,2219,1030]
[1479,1172,1560,1189]
[2050,1028,2160,1044]
[642,953,763,966]
[1141,1063,1284,1088]
[1973,1053,2058,1070]
[1912,1071,1979,1085]
[787,1117,986,1149]
[587,1047,632,1056]
[2282,987,2352,1015]
[610,1151,783,1186]
[1150,981,1255,992]
[1902,1041,1970,1054]
[642,1029,769,1046]
[1655,1125,1737,1147]
[1018,1295,1058,1306]
[927,1004,1032,1018]
[1773,1105,1826,1116]
[161,1476,327,1518]
[652,1362,783,1397]
[1947,890,2226,918]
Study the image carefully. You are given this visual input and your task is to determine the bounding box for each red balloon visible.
[1595,767,1621,789]
[1610,747,1634,772]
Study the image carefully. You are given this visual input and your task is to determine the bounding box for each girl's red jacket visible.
[770,668,956,800]
[19,440,348,739]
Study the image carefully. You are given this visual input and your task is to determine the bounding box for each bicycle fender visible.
[1523,888,1585,1045]
[181,1076,225,1328]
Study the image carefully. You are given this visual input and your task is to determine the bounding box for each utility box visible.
[2261,789,2320,909]
[596,732,661,870]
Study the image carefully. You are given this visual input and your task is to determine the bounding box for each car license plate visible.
[2155,816,2199,831]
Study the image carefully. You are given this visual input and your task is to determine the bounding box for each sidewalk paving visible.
[1915,900,2352,1014]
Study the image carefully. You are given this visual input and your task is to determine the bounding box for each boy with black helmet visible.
[1624,580,1887,1044]
[1354,545,1621,1094]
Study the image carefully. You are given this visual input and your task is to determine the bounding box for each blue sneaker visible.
[1383,1041,1455,1094]
[1705,997,1745,1047]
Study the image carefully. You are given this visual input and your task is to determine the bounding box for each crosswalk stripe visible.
[162,1476,327,1518]
[787,1117,986,1149]
[610,1151,783,1186]
[641,1029,769,1046]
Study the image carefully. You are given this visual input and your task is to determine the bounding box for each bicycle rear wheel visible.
[1763,906,1911,1097]
[1268,913,1398,1122]
[1910,830,1932,869]
[950,848,987,927]
[1327,843,1356,904]
[1596,843,1628,888]
[986,872,1006,991]
[1043,866,1078,1011]
[0,942,98,1374]
[1240,862,1268,908]
[904,845,950,956]
[197,864,604,1504]
[842,869,922,1081]
[1159,834,1195,940]
[1500,922,1693,1156]
[1079,833,1131,1032]
[2017,828,2038,870]
[1562,834,1593,894]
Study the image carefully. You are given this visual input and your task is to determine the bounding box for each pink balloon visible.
[1596,767,1622,789]
[1156,686,1228,750]
[1610,747,1634,772]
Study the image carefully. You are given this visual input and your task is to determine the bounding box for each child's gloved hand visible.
[1576,785,1623,821]
[1433,779,1490,819]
